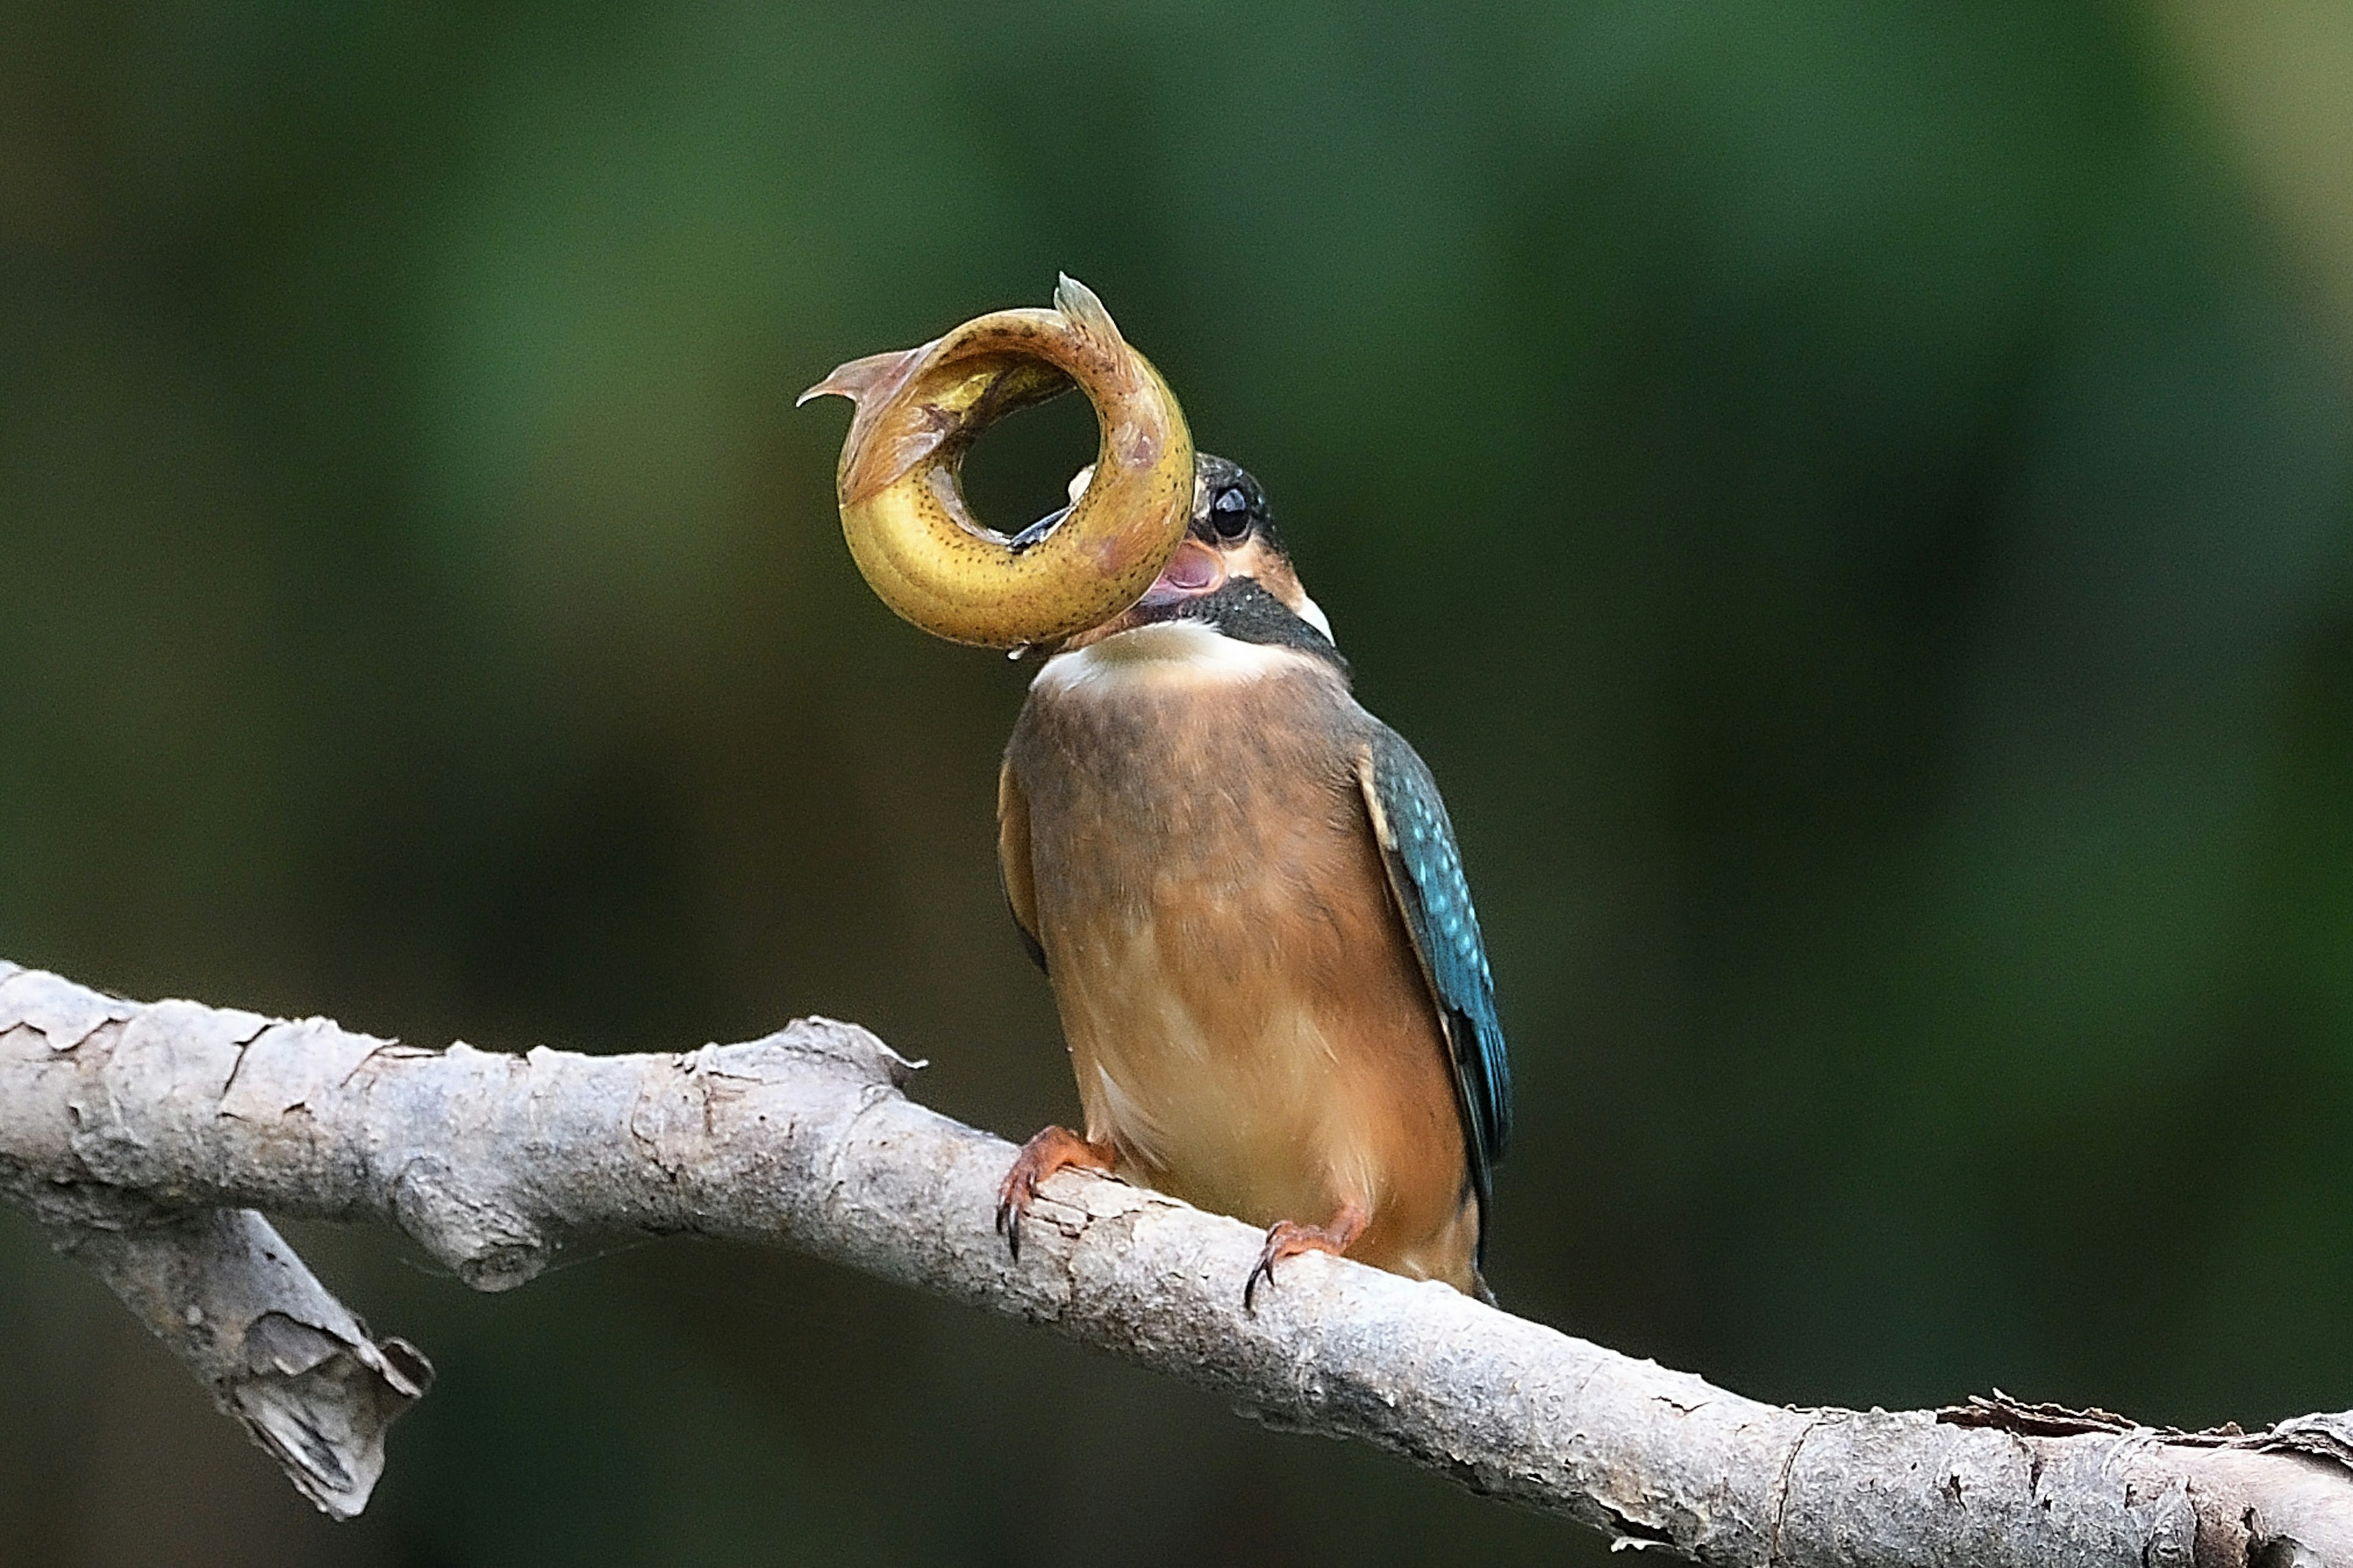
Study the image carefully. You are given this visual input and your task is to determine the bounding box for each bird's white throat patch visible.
[1293,593,1333,641]
[1034,620,1303,698]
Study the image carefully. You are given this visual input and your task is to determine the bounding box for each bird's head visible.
[1043,453,1335,657]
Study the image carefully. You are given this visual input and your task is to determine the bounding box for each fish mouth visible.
[1048,537,1230,651]
[1135,539,1225,607]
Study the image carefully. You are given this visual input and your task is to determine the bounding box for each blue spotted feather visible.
[1359,725,1512,1258]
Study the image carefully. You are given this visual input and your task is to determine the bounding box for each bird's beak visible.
[798,276,1195,650]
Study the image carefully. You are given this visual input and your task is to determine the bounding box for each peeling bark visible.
[1,960,2347,1562]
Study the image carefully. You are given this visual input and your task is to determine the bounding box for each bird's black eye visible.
[1210,484,1252,540]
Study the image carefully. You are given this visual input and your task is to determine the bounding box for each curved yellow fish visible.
[798,276,1194,648]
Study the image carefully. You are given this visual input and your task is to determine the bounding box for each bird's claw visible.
[993,1166,1034,1260]
[1245,1220,1308,1312]
[1243,1204,1370,1312]
[1243,1250,1279,1311]
[995,1126,1113,1265]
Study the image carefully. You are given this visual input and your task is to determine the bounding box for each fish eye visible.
[1209,484,1252,540]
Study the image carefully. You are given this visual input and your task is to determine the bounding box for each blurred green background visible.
[6,2,2353,1563]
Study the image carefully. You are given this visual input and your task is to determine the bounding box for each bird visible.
[993,453,1512,1305]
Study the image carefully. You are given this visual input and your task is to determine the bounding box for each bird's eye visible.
[1209,485,1252,540]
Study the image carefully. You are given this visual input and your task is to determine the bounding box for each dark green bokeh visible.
[5,3,2351,1563]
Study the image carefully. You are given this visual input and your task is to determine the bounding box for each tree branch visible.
[1,960,2346,1563]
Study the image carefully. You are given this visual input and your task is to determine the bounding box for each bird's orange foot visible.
[1244,1201,1370,1311]
[995,1126,1116,1260]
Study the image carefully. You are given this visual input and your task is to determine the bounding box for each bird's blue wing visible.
[1357,725,1512,1253]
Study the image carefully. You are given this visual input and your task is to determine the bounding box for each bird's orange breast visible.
[1003,624,1477,1290]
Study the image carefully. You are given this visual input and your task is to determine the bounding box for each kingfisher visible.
[993,455,1512,1303]
[802,278,1511,1305]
